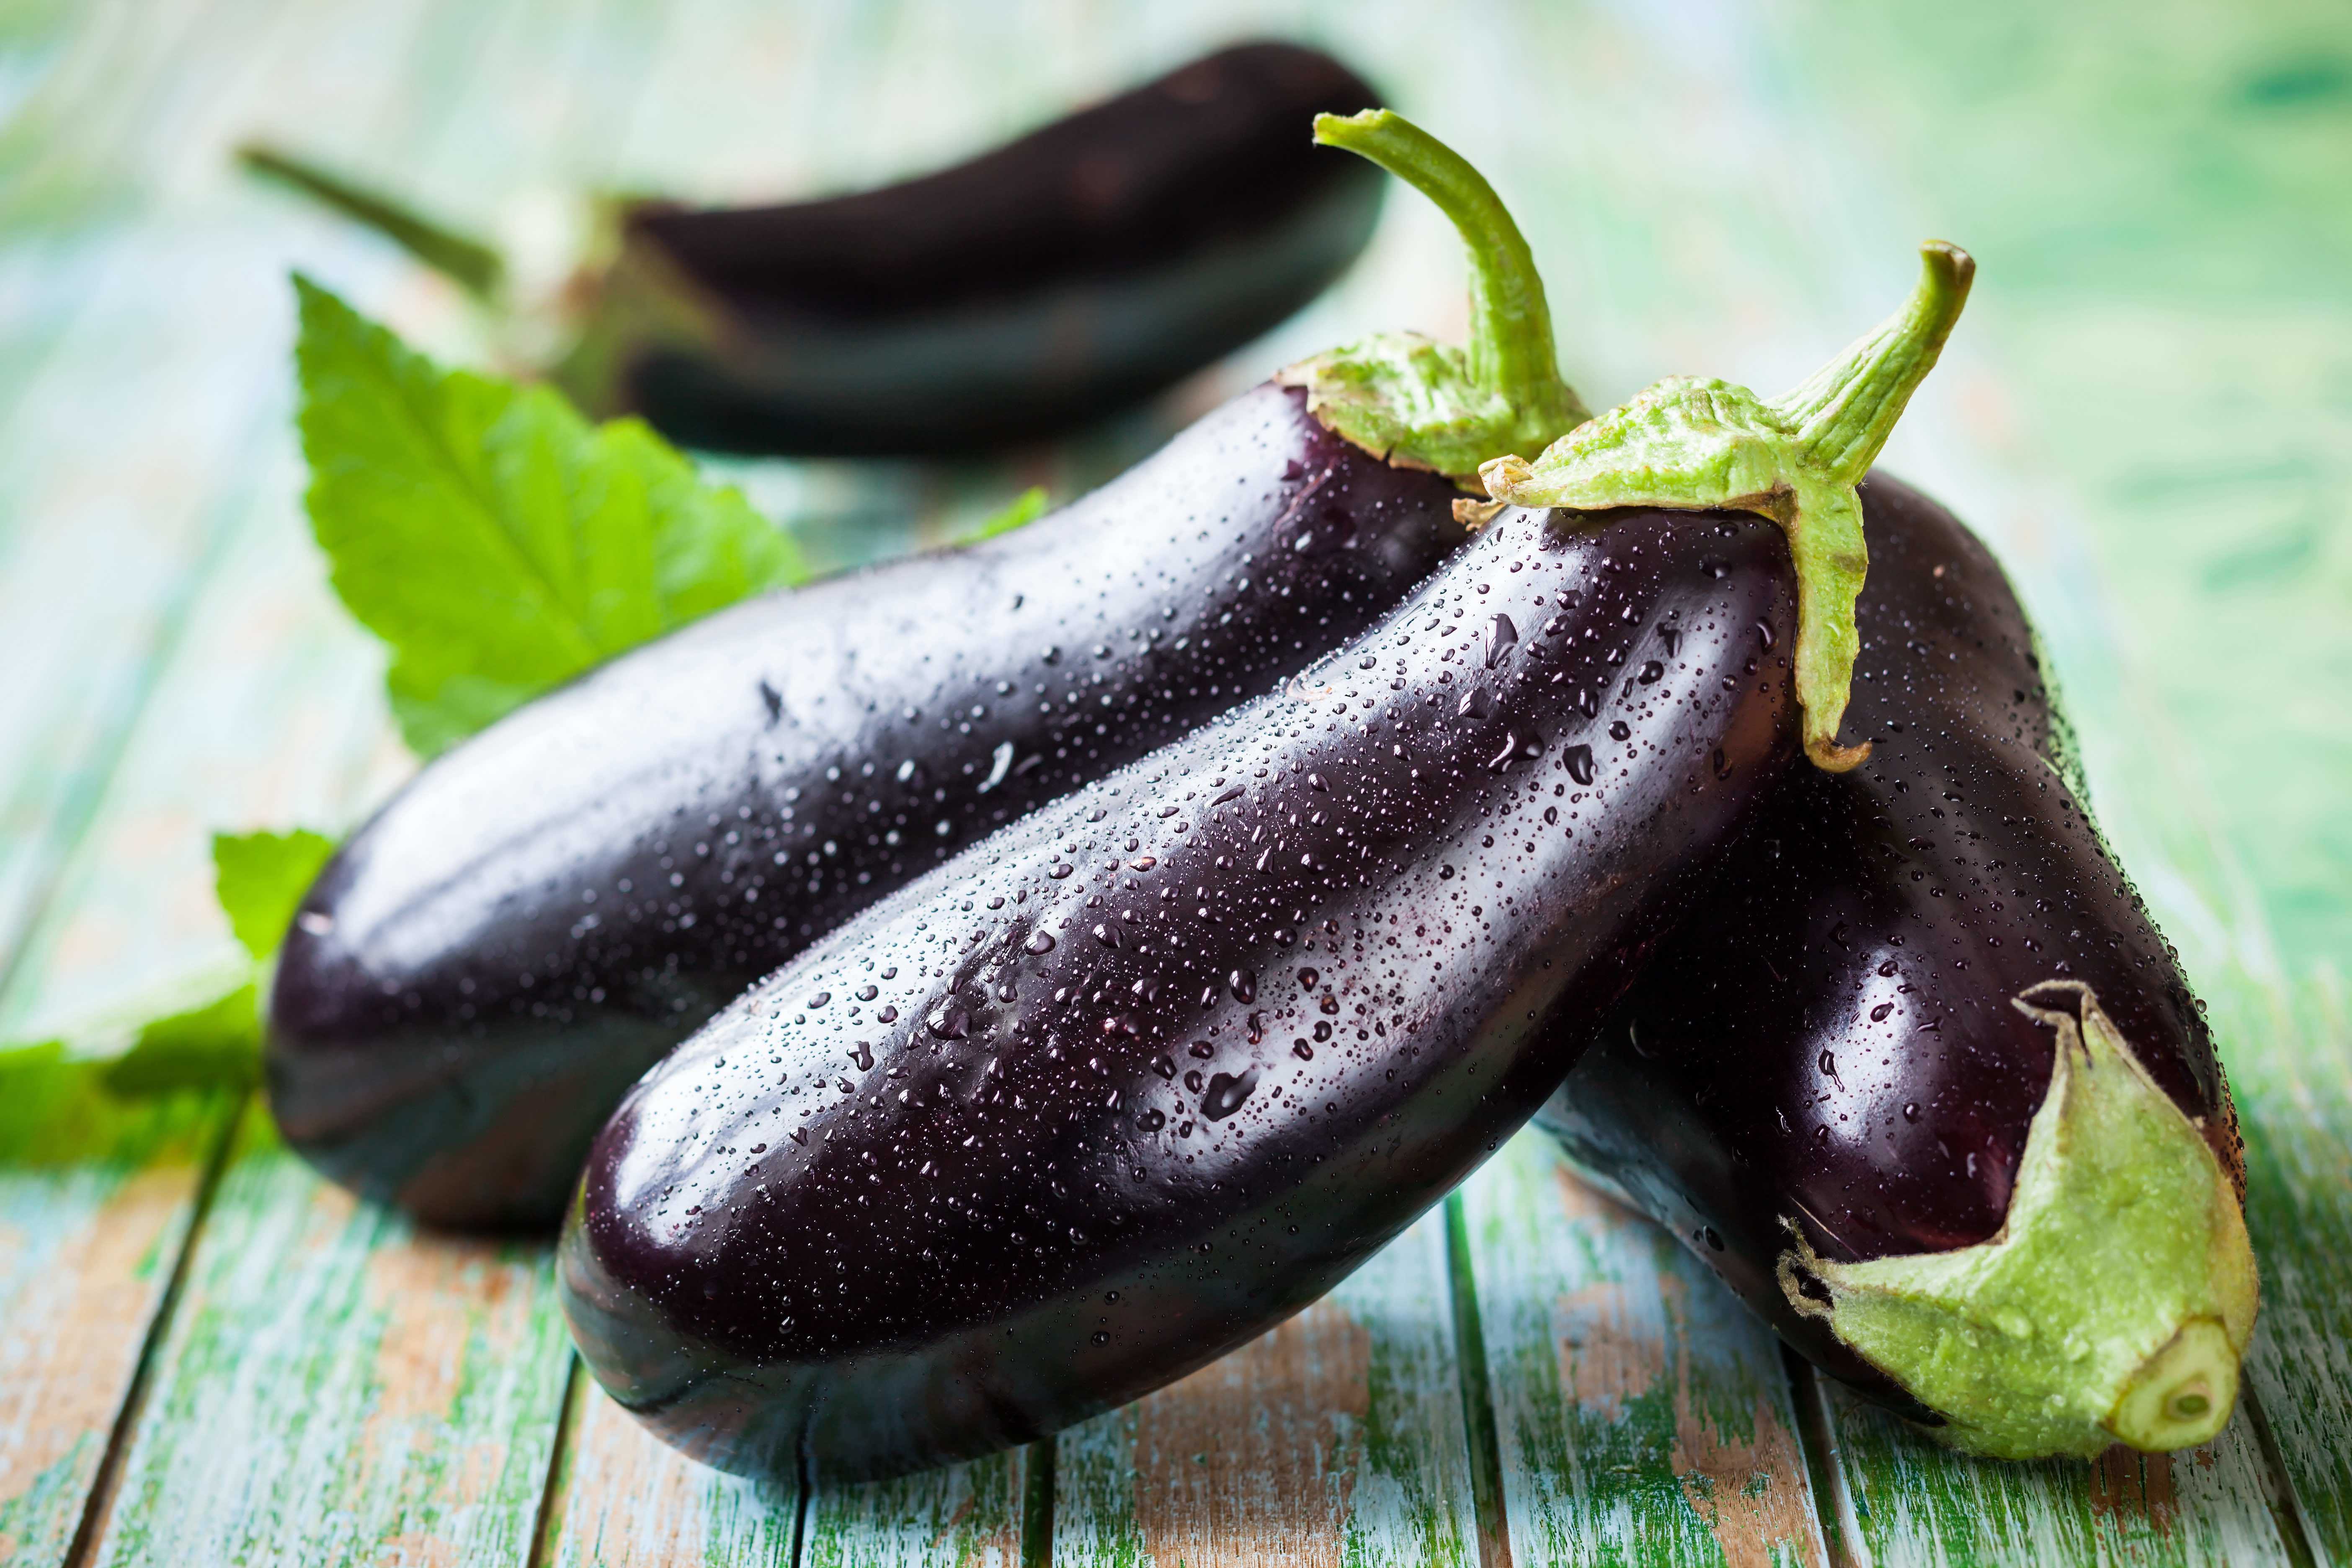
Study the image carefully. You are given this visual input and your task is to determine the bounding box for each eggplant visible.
[558,500,1801,1483]
[1532,473,2259,1458]
[555,239,1971,1483]
[242,42,1393,455]
[266,112,1588,1228]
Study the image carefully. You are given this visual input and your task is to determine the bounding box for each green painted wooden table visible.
[3,0,2347,1563]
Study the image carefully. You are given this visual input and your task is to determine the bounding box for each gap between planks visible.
[57,1089,247,1568]
[1444,1191,1514,1568]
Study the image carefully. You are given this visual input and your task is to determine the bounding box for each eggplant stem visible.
[1770,242,1975,485]
[1311,110,1584,428]
[239,142,506,299]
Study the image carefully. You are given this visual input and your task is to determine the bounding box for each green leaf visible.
[101,983,262,1097]
[213,828,336,961]
[293,276,809,756]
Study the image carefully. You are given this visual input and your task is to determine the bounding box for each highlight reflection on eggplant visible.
[1536,475,2258,1459]
[267,112,1587,1228]
[557,242,1970,1482]
[243,42,1393,455]
[560,499,1802,1482]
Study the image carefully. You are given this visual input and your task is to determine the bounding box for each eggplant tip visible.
[1780,978,2258,1459]
[2106,1317,2239,1452]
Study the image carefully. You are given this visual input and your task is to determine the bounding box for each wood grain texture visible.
[801,1447,1027,1568]
[1460,1130,1827,1568]
[2204,966,2352,1561]
[0,1069,229,1568]
[542,1369,802,1568]
[0,0,2347,1563]
[85,1104,571,1567]
[1803,1374,2290,1568]
[1053,1205,1478,1568]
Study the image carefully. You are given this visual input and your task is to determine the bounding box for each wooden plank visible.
[85,1104,571,1567]
[2209,967,2352,1562]
[0,1069,229,1568]
[800,1449,1027,1568]
[0,0,684,1557]
[542,1370,1025,1568]
[1051,1205,1480,1568]
[1460,1130,1827,1568]
[541,1369,803,1568]
[1802,1375,2290,1568]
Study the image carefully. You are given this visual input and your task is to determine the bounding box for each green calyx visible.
[1778,980,2259,1459]
[1279,111,1588,485]
[1480,242,1973,771]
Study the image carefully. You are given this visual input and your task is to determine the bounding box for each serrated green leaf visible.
[101,983,261,1097]
[213,827,336,961]
[292,276,808,756]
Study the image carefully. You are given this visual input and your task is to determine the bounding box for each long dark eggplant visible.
[1532,474,2259,1458]
[555,241,1970,1482]
[244,42,1392,455]
[266,112,1587,1228]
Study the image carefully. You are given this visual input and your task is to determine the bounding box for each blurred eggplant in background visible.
[243,41,1390,455]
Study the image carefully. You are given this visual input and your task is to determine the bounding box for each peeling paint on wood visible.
[544,1369,800,1568]
[1053,1206,1477,1568]
[0,1068,227,1568]
[1804,1372,2291,1568]
[1,0,2348,1564]
[802,1446,1028,1568]
[84,1106,571,1567]
[1462,1131,1827,1568]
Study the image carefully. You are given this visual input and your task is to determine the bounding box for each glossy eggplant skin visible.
[267,384,1463,1229]
[607,42,1385,455]
[559,503,1800,1483]
[1535,473,2236,1411]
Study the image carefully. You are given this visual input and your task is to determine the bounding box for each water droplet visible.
[977,741,1014,793]
[1201,1069,1259,1121]
[1297,967,1319,991]
[807,992,832,1009]
[1870,1002,1894,1022]
[1138,1109,1166,1131]
[1189,1040,1215,1058]
[850,1042,874,1070]
[1229,970,1255,1003]
[1293,1040,1314,1060]
[1049,863,1074,879]
[1026,931,1057,954]
[1563,746,1596,786]
[1485,613,1518,668]
[928,1008,968,1039]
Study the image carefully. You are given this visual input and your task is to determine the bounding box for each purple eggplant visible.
[555,230,1974,1482]
[1534,474,2259,1458]
[558,498,1802,1482]
[243,42,1392,456]
[266,112,1587,1228]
